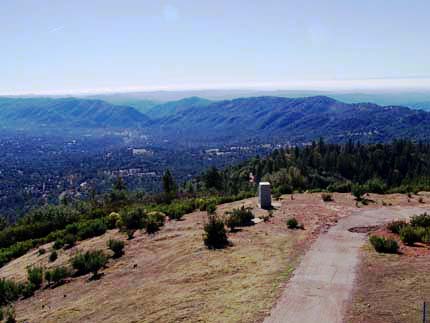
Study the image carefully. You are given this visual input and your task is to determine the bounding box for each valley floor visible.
[1,192,429,322]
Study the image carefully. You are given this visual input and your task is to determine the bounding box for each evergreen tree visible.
[162,169,177,195]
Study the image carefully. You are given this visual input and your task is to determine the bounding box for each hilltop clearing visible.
[1,192,428,322]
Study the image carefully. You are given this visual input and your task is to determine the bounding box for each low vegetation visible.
[287,217,299,229]
[45,266,71,286]
[107,239,125,258]
[203,216,229,249]
[225,206,254,231]
[369,236,399,254]
[71,250,108,278]
[387,220,407,234]
[321,193,333,202]
[49,250,58,262]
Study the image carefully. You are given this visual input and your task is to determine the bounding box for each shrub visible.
[365,178,387,194]
[321,193,333,202]
[27,266,43,290]
[107,239,125,258]
[327,181,351,193]
[71,250,108,277]
[49,251,58,262]
[120,207,146,238]
[65,223,79,235]
[53,239,64,250]
[203,216,228,249]
[400,225,421,245]
[272,192,282,200]
[225,206,254,231]
[76,219,107,241]
[21,282,36,298]
[0,279,24,305]
[369,236,399,253]
[5,307,16,323]
[0,240,34,268]
[287,217,299,229]
[410,213,430,228]
[420,227,430,243]
[106,212,121,229]
[45,266,70,286]
[419,197,425,204]
[38,248,46,256]
[144,211,166,234]
[206,203,217,215]
[351,184,366,201]
[63,234,77,249]
[277,184,293,195]
[387,220,407,234]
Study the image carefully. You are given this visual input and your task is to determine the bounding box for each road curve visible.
[264,207,428,323]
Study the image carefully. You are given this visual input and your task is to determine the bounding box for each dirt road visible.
[264,206,428,323]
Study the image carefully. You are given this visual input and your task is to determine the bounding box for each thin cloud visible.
[49,26,65,33]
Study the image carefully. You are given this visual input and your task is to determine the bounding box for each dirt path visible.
[264,206,428,323]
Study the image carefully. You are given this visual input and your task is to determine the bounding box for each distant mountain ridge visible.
[1,95,430,143]
[149,95,430,143]
[0,97,150,129]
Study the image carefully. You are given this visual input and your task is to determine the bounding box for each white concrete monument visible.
[258,182,272,209]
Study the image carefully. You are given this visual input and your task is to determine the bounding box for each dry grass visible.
[346,241,430,323]
[1,192,423,323]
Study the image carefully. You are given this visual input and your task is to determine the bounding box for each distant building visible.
[132,148,152,156]
[258,182,271,209]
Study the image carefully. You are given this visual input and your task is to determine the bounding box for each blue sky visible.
[1,0,430,94]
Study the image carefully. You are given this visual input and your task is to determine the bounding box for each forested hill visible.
[0,97,150,129]
[197,140,430,195]
[2,95,430,143]
[151,96,430,143]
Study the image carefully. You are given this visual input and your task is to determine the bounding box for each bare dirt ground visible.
[1,192,428,323]
[264,204,430,323]
[345,210,430,322]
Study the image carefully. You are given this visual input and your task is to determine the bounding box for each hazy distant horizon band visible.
[2,78,430,96]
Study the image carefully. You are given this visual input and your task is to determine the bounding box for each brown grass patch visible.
[346,242,430,323]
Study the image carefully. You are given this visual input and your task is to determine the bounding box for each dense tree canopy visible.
[204,139,430,195]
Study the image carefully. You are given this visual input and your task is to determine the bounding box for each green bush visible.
[369,236,399,253]
[225,206,254,231]
[107,239,125,258]
[106,212,121,229]
[410,213,430,228]
[351,184,366,201]
[0,240,34,268]
[76,219,107,241]
[287,217,299,229]
[49,250,58,262]
[120,208,146,238]
[206,203,217,215]
[27,266,43,290]
[45,266,70,286]
[0,278,24,305]
[321,193,333,202]
[203,216,228,249]
[71,250,108,277]
[21,282,36,298]
[365,178,387,194]
[5,307,16,323]
[144,212,166,234]
[38,248,46,256]
[387,220,407,234]
[63,234,77,249]
[400,225,421,245]
[53,239,64,250]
